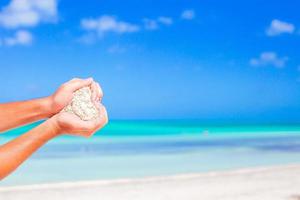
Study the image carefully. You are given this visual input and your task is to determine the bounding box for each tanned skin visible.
[0,78,108,180]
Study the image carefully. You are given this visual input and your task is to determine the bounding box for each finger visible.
[69,77,80,82]
[95,100,101,108]
[90,81,97,101]
[94,104,108,130]
[66,78,93,92]
[64,78,82,86]
[95,82,103,101]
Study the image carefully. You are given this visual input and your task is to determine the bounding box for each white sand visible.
[63,87,99,121]
[1,164,300,200]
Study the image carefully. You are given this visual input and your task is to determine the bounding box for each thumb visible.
[67,78,93,92]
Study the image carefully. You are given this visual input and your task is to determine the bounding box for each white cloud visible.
[266,19,295,36]
[3,30,33,46]
[250,52,288,68]
[143,16,173,30]
[81,15,140,36]
[181,9,195,20]
[0,0,57,29]
[157,16,173,25]
[80,15,173,42]
[143,18,158,30]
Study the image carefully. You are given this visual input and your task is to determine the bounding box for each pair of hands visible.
[47,78,108,137]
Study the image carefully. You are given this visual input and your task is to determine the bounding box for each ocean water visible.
[1,120,300,186]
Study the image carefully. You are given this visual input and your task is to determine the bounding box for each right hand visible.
[52,103,108,137]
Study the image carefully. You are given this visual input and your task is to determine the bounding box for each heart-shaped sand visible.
[62,87,99,121]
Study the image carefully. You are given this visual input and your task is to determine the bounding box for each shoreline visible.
[1,164,300,200]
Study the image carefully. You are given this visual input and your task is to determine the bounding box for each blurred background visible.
[0,0,300,186]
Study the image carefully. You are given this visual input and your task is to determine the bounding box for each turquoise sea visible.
[1,120,300,186]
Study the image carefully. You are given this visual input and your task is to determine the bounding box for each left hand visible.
[47,78,103,116]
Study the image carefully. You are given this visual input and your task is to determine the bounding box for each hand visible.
[47,78,103,116]
[51,103,108,137]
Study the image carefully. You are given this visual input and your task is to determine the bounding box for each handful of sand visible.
[62,87,100,121]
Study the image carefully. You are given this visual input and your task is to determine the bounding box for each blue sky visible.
[0,0,299,122]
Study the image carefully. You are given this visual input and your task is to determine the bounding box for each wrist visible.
[40,96,56,118]
[47,115,63,137]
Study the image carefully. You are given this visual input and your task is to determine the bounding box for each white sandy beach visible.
[1,164,300,200]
